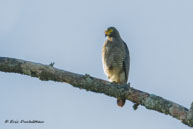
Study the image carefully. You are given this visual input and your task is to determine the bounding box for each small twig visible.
[190,102,193,113]
[49,62,55,67]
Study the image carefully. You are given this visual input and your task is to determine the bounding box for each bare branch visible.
[0,57,192,127]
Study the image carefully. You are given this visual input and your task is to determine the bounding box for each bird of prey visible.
[102,27,130,107]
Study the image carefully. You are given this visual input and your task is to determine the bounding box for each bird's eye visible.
[108,29,113,33]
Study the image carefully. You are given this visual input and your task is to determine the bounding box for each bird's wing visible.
[123,41,130,82]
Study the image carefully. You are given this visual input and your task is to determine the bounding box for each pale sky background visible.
[0,0,193,129]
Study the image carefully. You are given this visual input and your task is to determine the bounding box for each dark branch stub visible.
[190,102,193,113]
[133,103,139,110]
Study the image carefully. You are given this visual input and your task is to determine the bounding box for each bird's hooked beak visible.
[104,29,113,37]
[104,30,108,37]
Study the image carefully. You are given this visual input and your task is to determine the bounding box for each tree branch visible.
[0,57,192,127]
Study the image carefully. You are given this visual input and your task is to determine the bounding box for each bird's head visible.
[105,27,120,38]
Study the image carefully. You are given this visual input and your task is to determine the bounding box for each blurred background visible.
[0,0,193,129]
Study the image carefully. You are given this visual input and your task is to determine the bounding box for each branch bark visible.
[0,57,192,127]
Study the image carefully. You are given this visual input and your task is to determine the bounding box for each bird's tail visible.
[117,98,125,107]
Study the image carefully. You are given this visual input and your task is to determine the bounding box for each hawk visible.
[102,27,130,107]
